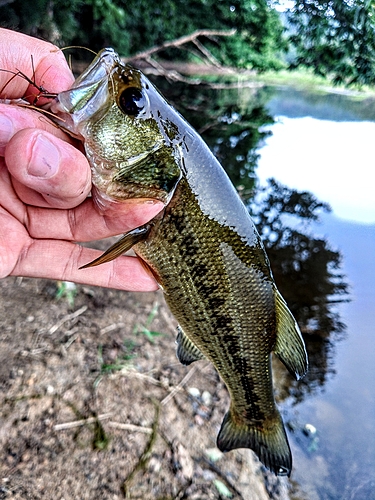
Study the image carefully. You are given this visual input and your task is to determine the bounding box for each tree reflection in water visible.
[152,78,349,403]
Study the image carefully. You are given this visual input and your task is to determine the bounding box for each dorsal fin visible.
[273,289,308,380]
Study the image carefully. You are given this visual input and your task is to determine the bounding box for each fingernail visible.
[0,114,14,156]
[27,133,60,178]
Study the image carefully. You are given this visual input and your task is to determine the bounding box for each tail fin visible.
[216,410,292,476]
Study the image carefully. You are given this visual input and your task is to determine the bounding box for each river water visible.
[257,88,375,499]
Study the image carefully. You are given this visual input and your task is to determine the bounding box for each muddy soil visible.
[0,273,290,500]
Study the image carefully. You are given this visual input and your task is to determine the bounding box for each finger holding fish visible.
[0,150,161,289]
[0,30,164,291]
[5,128,91,209]
[0,28,74,103]
[0,102,76,155]
[25,197,164,243]
[8,236,159,292]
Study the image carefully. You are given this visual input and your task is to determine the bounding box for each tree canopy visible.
[287,0,375,85]
[2,0,375,84]
[0,0,287,71]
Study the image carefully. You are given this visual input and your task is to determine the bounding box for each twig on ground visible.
[108,422,153,434]
[123,402,160,497]
[53,413,112,431]
[99,322,126,335]
[161,365,199,406]
[124,370,162,386]
[49,305,88,334]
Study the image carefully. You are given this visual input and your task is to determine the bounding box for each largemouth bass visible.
[49,49,308,476]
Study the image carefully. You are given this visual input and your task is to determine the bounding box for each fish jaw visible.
[48,48,119,139]
[49,49,181,209]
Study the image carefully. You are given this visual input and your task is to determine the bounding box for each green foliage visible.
[3,0,375,83]
[0,0,82,44]
[287,0,375,85]
[0,0,287,71]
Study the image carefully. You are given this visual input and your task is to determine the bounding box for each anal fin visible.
[273,289,308,380]
[176,326,205,365]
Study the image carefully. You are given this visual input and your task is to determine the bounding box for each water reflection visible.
[152,77,349,403]
[154,79,274,198]
[251,178,348,403]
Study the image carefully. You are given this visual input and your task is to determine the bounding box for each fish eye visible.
[119,87,147,116]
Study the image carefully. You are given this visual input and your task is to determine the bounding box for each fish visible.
[48,48,308,476]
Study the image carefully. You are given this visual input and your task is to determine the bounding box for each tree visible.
[287,0,375,85]
[0,0,287,71]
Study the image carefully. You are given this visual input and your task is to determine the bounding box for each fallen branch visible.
[123,29,236,64]
[123,29,236,84]
[123,403,160,497]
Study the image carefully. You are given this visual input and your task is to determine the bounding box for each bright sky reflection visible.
[256,116,375,224]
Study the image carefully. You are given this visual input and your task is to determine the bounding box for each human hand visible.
[0,29,163,291]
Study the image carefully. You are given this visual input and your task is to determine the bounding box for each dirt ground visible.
[0,270,291,500]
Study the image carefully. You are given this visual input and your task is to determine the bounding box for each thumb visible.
[6,129,92,209]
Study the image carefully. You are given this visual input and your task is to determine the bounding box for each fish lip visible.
[49,48,120,130]
[71,48,120,91]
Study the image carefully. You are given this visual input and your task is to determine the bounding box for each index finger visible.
[0,28,74,102]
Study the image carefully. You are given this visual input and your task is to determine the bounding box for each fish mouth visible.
[72,48,120,91]
[49,48,120,132]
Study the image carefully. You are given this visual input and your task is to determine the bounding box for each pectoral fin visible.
[80,225,151,269]
[176,326,206,365]
[273,289,308,380]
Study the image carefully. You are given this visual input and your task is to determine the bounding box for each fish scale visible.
[47,48,308,476]
[135,177,286,450]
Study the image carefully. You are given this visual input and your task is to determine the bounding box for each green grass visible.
[252,68,375,96]
[55,280,77,307]
[94,340,136,388]
[133,302,164,343]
